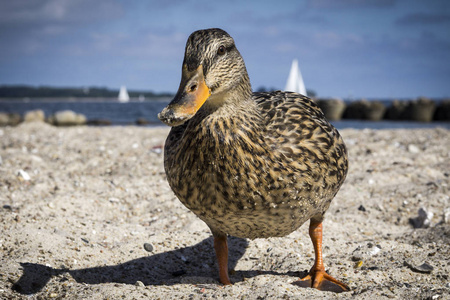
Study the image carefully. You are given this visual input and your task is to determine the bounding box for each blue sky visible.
[0,0,449,98]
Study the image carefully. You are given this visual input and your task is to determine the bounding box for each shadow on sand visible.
[12,236,297,295]
[12,235,347,294]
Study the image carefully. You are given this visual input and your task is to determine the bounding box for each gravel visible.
[0,122,449,299]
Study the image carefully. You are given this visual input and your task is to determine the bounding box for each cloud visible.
[0,0,124,25]
[0,0,125,59]
[143,0,198,11]
[310,31,364,49]
[89,30,187,59]
[306,0,395,9]
[396,12,450,26]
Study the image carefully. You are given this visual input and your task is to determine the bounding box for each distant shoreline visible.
[0,85,174,99]
[0,97,172,102]
[0,97,448,103]
[1,84,448,102]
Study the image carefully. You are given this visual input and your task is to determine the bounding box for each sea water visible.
[0,98,449,129]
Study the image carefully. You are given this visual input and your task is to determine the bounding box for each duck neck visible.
[185,70,261,134]
[202,73,254,115]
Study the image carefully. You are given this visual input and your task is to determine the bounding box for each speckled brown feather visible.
[164,87,348,239]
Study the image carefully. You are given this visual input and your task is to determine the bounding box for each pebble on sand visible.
[135,281,145,287]
[143,243,154,252]
[352,243,382,261]
[409,207,434,228]
[404,261,434,274]
[17,169,31,181]
[444,208,450,224]
[407,144,420,154]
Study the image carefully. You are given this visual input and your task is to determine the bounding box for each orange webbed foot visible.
[292,219,350,293]
[294,267,349,293]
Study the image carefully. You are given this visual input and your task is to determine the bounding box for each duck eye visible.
[217,45,226,56]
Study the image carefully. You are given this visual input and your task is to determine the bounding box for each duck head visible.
[158,28,251,127]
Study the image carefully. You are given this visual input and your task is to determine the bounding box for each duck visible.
[158,28,349,292]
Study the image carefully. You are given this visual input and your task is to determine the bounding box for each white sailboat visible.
[118,85,130,102]
[284,59,307,96]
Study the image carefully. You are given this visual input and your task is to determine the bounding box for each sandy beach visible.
[0,122,449,299]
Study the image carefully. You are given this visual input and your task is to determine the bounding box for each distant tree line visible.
[0,85,173,98]
[1,85,319,99]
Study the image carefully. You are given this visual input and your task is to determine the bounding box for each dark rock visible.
[343,100,367,120]
[343,99,386,120]
[434,99,450,120]
[404,261,434,274]
[87,119,112,126]
[408,97,436,122]
[136,118,150,125]
[3,204,13,210]
[364,101,386,121]
[172,269,186,276]
[143,243,154,252]
[386,100,409,120]
[409,207,433,228]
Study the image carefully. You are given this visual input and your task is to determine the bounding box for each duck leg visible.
[213,233,232,285]
[296,219,349,292]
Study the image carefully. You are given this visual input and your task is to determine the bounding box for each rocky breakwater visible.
[386,97,438,122]
[434,99,450,121]
[336,97,448,122]
[343,99,386,121]
[408,97,436,122]
[385,100,410,120]
[315,98,346,121]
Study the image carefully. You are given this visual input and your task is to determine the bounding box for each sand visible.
[0,122,449,299]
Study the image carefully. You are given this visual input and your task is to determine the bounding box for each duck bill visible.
[158,64,211,126]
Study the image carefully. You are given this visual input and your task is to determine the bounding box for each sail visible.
[118,85,130,102]
[284,59,306,96]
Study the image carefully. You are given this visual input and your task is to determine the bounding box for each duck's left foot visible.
[293,267,349,293]
[292,219,350,293]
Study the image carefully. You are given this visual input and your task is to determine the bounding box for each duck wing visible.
[254,91,348,195]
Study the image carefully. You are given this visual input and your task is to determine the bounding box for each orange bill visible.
[158,64,211,126]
